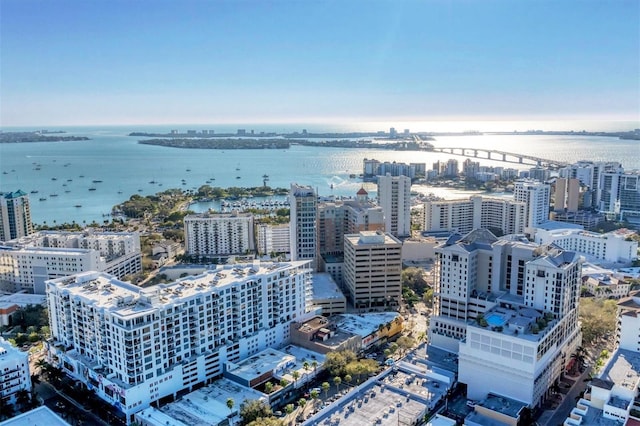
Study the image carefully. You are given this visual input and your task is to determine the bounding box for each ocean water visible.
[0,126,638,225]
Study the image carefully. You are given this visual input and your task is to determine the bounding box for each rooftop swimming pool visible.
[485,313,508,327]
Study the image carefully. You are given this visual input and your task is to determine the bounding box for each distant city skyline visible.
[1,0,638,127]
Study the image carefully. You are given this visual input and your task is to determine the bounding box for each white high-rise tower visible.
[377,173,411,237]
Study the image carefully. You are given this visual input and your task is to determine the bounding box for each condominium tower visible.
[513,180,551,232]
[184,212,255,257]
[377,173,411,238]
[46,261,313,422]
[0,190,33,242]
[289,184,318,268]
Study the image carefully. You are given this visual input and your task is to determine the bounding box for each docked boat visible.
[89,187,97,191]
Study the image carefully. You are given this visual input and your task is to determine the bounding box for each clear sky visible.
[1,0,639,127]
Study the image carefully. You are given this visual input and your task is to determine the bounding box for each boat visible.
[39,197,47,201]
[62,184,67,187]
[75,205,82,208]
[79,175,85,178]
[92,180,103,183]
[30,190,39,194]
[2,171,7,175]
[186,169,191,172]
[88,187,97,191]
[67,179,72,182]
[64,190,71,193]
[236,176,241,179]
[50,193,59,197]
[117,190,123,194]
[149,180,157,184]
[51,177,57,181]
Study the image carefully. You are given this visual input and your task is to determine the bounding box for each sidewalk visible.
[536,366,592,426]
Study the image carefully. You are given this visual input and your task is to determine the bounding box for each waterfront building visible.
[534,227,637,264]
[45,260,313,422]
[0,190,33,242]
[184,212,255,257]
[343,231,402,310]
[289,183,317,268]
[0,337,31,406]
[256,223,290,256]
[423,195,526,235]
[0,231,142,294]
[377,173,411,238]
[514,179,551,233]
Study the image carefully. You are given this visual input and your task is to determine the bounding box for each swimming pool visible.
[485,313,508,327]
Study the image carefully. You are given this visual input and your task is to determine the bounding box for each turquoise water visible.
[485,313,508,327]
[0,126,638,225]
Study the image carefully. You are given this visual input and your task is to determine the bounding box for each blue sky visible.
[1,0,639,126]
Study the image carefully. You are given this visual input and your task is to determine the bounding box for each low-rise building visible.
[332,312,403,350]
[534,228,638,264]
[0,337,31,406]
[290,316,362,355]
[256,223,290,256]
[583,273,631,299]
[464,393,529,426]
[0,406,69,426]
[310,273,346,315]
[0,231,142,294]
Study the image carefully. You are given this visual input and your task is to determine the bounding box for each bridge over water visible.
[429,146,568,169]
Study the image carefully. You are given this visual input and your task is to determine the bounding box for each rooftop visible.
[303,362,449,426]
[0,337,28,363]
[345,231,401,246]
[0,406,69,426]
[47,261,311,319]
[142,378,266,426]
[599,349,640,393]
[0,292,47,307]
[312,273,345,300]
[226,348,294,383]
[333,312,401,338]
[476,393,527,419]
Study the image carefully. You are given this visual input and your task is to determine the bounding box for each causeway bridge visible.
[429,146,568,169]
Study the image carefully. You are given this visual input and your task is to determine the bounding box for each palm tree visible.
[333,376,342,392]
[311,360,318,376]
[321,382,330,399]
[310,389,320,410]
[292,370,300,388]
[303,361,310,373]
[226,397,234,417]
[264,382,274,394]
[344,374,352,387]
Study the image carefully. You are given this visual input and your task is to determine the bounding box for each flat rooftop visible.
[0,406,69,426]
[226,348,294,383]
[303,363,449,426]
[277,344,326,382]
[154,378,266,426]
[574,405,624,426]
[345,231,401,246]
[312,273,345,300]
[599,349,640,393]
[476,393,527,419]
[48,261,311,318]
[333,312,401,338]
[0,293,47,307]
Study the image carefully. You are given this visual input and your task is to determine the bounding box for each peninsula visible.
[0,131,90,143]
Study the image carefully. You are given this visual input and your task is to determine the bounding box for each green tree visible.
[240,399,273,425]
[279,378,289,388]
[292,370,300,387]
[321,382,330,399]
[323,350,357,376]
[333,376,342,392]
[264,381,273,394]
[344,374,352,386]
[580,298,618,347]
[246,417,283,426]
[396,336,417,356]
[226,397,234,416]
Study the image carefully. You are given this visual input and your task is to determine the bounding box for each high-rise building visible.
[46,261,313,422]
[423,195,526,235]
[0,337,31,405]
[427,229,582,407]
[289,184,318,268]
[0,190,33,242]
[514,180,550,232]
[343,231,402,310]
[377,173,411,238]
[184,212,255,257]
[317,188,384,256]
[553,178,580,213]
